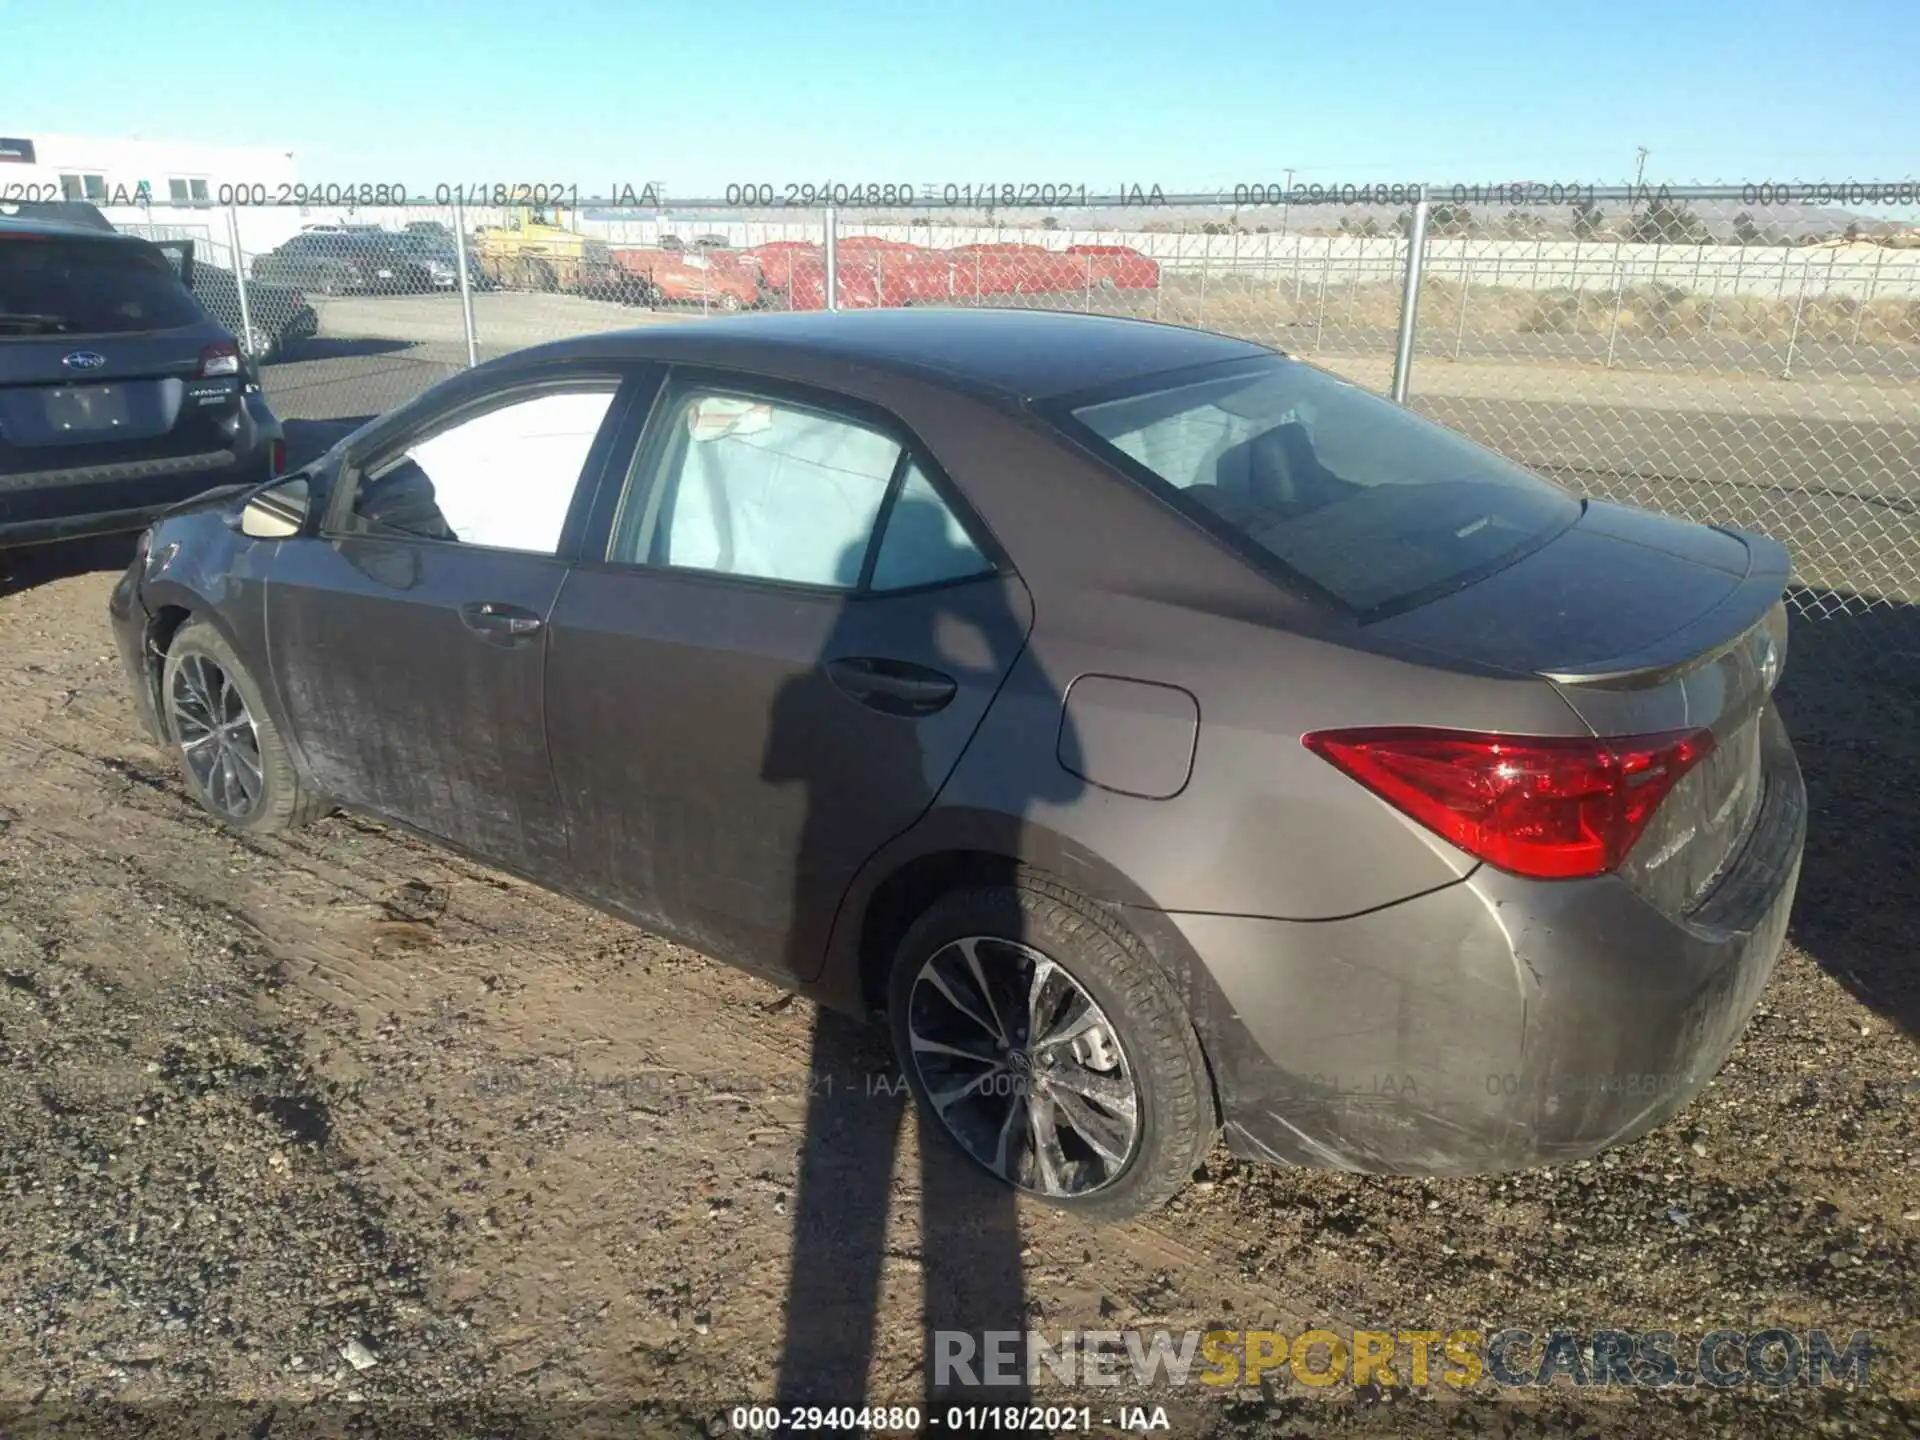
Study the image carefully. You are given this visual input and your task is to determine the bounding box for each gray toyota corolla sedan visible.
[108,309,1805,1219]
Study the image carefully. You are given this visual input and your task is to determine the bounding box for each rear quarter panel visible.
[940,608,1588,919]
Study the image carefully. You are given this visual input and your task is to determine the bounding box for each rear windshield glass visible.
[1065,358,1580,612]
[0,236,207,337]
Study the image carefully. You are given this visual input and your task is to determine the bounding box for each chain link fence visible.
[101,183,1919,730]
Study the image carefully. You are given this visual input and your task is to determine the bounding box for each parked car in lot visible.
[249,232,371,296]
[747,239,1161,310]
[1,217,284,549]
[386,230,482,291]
[252,231,433,296]
[657,233,735,254]
[190,262,319,362]
[609,245,761,310]
[108,310,1804,1218]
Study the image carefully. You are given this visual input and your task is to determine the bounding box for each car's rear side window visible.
[1061,358,1581,613]
[609,384,992,593]
[0,235,207,336]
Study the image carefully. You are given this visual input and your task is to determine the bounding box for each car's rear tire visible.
[161,620,326,835]
[887,874,1216,1221]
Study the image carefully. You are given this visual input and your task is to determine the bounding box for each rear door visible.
[545,369,1032,982]
[1,230,251,527]
[265,367,637,879]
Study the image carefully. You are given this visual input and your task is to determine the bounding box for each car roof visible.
[0,214,142,243]
[527,308,1272,401]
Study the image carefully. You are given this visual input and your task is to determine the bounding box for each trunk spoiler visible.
[1540,527,1792,689]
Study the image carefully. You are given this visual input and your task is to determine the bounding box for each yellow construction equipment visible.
[470,204,627,294]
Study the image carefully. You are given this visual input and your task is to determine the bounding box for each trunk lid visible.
[1373,501,1792,916]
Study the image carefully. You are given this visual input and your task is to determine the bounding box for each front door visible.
[544,373,1031,980]
[265,375,627,878]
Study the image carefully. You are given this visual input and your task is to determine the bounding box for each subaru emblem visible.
[63,351,107,371]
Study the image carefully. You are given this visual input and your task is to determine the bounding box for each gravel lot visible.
[1,525,1917,1438]
[2,292,1917,1435]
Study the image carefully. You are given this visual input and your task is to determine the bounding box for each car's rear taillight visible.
[1302,726,1716,880]
[198,341,241,377]
[269,438,286,475]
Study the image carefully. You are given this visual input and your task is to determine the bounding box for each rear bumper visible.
[1178,704,1806,1175]
[0,458,268,548]
[1,395,278,550]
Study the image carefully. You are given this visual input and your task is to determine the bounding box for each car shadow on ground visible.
[1774,591,1920,1041]
[0,533,137,600]
[267,337,421,365]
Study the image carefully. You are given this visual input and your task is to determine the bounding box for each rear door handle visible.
[826,656,957,717]
[460,600,544,643]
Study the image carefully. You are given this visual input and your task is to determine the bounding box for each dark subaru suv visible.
[1,216,285,549]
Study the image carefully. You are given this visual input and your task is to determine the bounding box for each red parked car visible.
[610,246,762,311]
[744,240,1159,311]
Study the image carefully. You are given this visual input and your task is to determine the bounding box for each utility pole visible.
[1282,166,1295,235]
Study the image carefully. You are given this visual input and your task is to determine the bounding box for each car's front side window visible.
[346,385,617,554]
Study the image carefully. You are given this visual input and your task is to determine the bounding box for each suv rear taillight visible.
[198,341,241,377]
[1302,726,1716,880]
[269,438,286,475]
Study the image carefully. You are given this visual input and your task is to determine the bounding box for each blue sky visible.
[8,0,1916,196]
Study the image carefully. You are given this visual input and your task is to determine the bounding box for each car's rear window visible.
[1,235,207,336]
[1062,357,1581,613]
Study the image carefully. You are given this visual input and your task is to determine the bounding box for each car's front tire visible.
[161,620,325,835]
[888,874,1216,1221]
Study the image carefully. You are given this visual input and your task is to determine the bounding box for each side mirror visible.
[239,474,311,539]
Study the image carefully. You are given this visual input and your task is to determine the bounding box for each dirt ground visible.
[0,540,1915,1439]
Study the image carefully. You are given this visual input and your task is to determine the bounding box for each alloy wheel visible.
[905,936,1141,1197]
[168,653,264,819]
